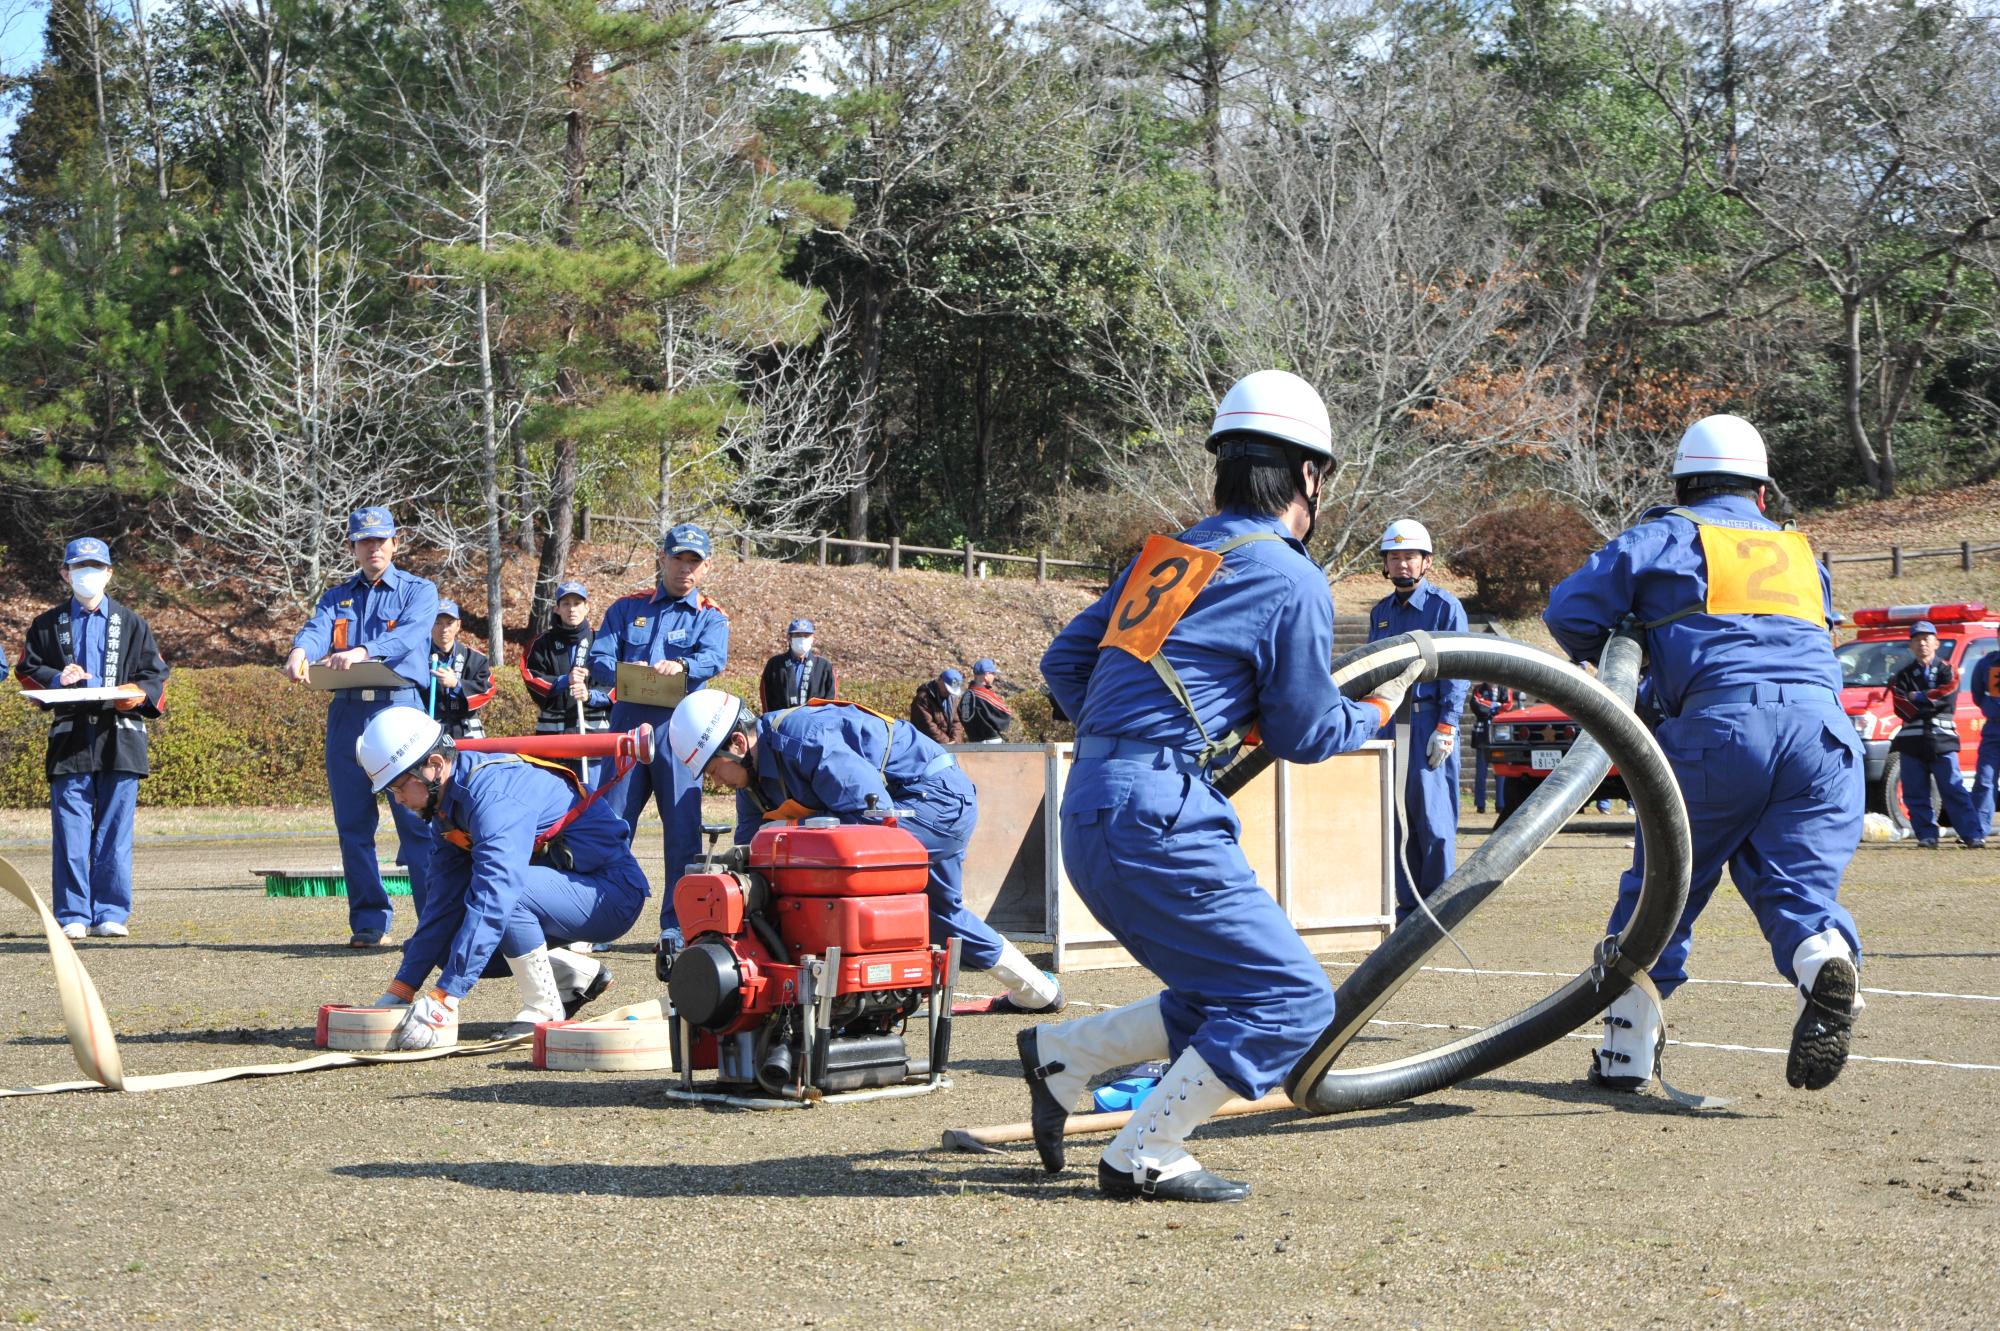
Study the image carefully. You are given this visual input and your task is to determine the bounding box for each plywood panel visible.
[1228,758,1283,902]
[950,745,1052,937]
[1284,743,1393,929]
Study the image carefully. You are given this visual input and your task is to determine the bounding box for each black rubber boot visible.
[1097,1159,1250,1203]
[1787,956,1858,1091]
[563,965,613,1019]
[989,982,1067,1016]
[1016,1027,1069,1174]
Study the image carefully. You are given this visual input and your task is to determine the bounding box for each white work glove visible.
[372,992,408,1009]
[1427,723,1456,769]
[390,989,459,1050]
[1362,661,1426,721]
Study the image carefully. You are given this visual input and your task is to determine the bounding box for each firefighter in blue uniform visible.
[1021,370,1423,1203]
[1971,642,2000,844]
[1889,622,1983,849]
[15,538,170,939]
[665,691,1064,1012]
[1368,519,1470,919]
[1545,414,1865,1094]
[586,523,729,958]
[356,707,639,1048]
[284,507,438,944]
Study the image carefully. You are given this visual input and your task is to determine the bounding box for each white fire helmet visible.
[1205,370,1335,461]
[1380,519,1433,555]
[1672,414,1771,484]
[668,689,746,775]
[356,706,445,793]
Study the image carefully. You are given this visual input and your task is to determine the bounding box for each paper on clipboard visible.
[615,662,688,709]
[306,661,412,691]
[20,684,143,705]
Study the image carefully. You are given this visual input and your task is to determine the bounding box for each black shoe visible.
[563,965,614,1019]
[1016,1027,1069,1174]
[1964,839,1987,850]
[1787,957,1858,1091]
[1097,1159,1249,1203]
[989,981,1067,1016]
[1916,838,1939,849]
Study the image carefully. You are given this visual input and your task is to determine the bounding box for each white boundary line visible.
[1362,1019,2000,1073]
[1321,960,2000,1006]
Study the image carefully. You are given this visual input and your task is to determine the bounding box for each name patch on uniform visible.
[338,599,353,608]
[1098,534,1223,662]
[1697,527,1826,627]
[666,627,688,644]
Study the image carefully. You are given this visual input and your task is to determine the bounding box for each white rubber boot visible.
[987,937,1064,1013]
[1588,987,1661,1092]
[503,947,565,1037]
[1789,929,1861,1091]
[1097,1047,1249,1202]
[1017,995,1169,1172]
[545,946,613,1018]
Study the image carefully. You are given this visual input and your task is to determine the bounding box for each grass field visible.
[0,808,1994,1329]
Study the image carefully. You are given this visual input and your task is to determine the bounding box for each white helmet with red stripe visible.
[667,688,745,775]
[1380,519,1433,554]
[356,706,445,794]
[1206,370,1335,461]
[1672,414,1770,484]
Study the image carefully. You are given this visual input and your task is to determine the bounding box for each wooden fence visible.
[1821,539,2000,587]
[580,512,1114,586]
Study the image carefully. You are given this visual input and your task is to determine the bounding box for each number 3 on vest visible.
[1098,534,1225,662]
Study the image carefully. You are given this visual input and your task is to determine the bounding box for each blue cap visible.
[662,523,711,559]
[788,618,815,636]
[940,668,964,686]
[436,600,461,621]
[347,507,397,540]
[1910,620,1938,637]
[63,537,112,567]
[973,658,999,675]
[555,580,588,602]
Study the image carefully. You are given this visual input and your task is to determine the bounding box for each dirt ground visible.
[0,811,1995,1330]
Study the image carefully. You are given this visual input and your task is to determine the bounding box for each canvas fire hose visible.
[1,727,661,1098]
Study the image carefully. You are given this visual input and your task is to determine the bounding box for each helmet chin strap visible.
[1390,575,1418,589]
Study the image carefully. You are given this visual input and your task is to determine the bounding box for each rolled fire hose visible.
[1213,628,1692,1114]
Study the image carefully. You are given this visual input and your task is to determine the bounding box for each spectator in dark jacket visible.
[1468,681,1512,814]
[910,668,966,744]
[761,617,837,712]
[1889,620,1982,848]
[962,657,1015,743]
[520,581,612,779]
[15,538,170,939]
[428,600,496,739]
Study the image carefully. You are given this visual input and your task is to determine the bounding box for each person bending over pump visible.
[1545,414,1865,1095]
[355,707,646,1049]
[667,690,1065,1015]
[1030,370,1424,1203]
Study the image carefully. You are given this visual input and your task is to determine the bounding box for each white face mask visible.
[68,566,112,603]
[790,636,813,657]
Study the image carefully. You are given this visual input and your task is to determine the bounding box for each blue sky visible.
[0,1,49,159]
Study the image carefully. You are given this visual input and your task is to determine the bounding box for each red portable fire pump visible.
[664,816,960,1102]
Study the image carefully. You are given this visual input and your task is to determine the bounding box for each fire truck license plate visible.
[1532,748,1563,771]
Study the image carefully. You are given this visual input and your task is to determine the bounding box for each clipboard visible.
[615,662,688,709]
[306,661,413,691]
[20,684,144,705]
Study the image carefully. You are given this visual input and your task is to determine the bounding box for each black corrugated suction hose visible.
[1212,629,1691,1114]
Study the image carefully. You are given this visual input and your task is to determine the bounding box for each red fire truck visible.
[1483,601,1997,832]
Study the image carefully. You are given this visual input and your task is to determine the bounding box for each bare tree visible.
[1704,0,2000,496]
[151,116,451,610]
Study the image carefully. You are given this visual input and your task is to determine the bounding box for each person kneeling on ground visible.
[355,707,644,1049]
[666,690,1063,1014]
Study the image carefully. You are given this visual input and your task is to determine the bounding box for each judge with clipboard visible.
[585,522,729,961]
[14,537,170,940]
[282,506,439,946]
